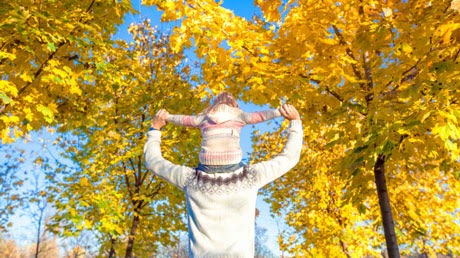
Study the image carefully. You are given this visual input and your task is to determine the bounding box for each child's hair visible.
[205,92,239,114]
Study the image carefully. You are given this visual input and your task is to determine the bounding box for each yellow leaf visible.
[36,104,54,123]
[19,73,33,82]
[401,43,413,54]
[69,84,82,95]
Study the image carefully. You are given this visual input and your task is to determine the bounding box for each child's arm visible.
[144,110,193,189]
[240,108,282,124]
[166,113,205,128]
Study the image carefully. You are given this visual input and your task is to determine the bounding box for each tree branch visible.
[122,161,134,203]
[332,25,364,83]
[298,73,344,103]
[145,182,164,204]
[363,51,374,103]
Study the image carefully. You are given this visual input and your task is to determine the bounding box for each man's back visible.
[185,167,259,257]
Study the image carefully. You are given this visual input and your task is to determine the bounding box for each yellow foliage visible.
[1,0,459,255]
[0,0,134,143]
[142,0,459,255]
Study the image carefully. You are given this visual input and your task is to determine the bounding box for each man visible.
[144,104,302,257]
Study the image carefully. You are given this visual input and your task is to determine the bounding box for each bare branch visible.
[298,73,344,103]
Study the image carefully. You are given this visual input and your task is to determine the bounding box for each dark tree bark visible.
[108,236,116,258]
[125,202,142,258]
[373,154,400,258]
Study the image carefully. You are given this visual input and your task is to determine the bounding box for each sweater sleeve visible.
[144,130,192,190]
[166,114,204,128]
[240,108,282,124]
[251,120,303,188]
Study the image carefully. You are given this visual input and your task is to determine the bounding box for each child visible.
[164,92,281,170]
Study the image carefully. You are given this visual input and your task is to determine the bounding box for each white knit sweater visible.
[144,120,303,258]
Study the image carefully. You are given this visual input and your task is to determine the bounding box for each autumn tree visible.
[61,231,96,258]
[0,145,25,230]
[0,0,134,143]
[48,20,204,257]
[0,235,22,258]
[254,221,276,258]
[26,156,54,258]
[143,0,460,257]
[1,2,203,256]
[0,233,60,258]
[155,231,189,258]
[249,1,460,256]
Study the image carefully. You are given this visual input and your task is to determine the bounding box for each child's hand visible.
[280,104,300,121]
[152,109,169,130]
[158,109,170,119]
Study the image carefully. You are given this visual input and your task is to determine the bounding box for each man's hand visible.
[151,109,169,130]
[280,104,300,121]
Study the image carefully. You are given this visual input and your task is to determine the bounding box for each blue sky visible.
[114,0,263,39]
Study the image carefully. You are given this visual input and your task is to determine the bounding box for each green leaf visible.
[353,145,368,154]
[47,42,56,52]
[36,104,54,123]
[381,140,396,154]
[53,76,63,83]
[96,62,107,70]
[0,92,12,104]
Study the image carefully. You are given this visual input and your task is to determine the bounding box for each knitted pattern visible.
[167,104,281,165]
[187,166,257,194]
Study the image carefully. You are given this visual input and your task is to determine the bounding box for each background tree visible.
[48,20,204,257]
[60,231,96,258]
[0,145,25,230]
[155,231,189,258]
[255,220,277,258]
[27,154,55,258]
[248,1,460,256]
[0,235,22,258]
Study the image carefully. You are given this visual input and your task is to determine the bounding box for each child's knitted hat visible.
[199,104,245,165]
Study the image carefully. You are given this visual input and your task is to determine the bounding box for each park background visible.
[1,0,460,257]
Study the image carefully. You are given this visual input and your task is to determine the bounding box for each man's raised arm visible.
[251,104,303,187]
[143,109,192,190]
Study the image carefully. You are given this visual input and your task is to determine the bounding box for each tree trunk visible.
[108,236,116,258]
[373,154,400,258]
[34,209,44,258]
[35,234,40,258]
[125,212,141,258]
